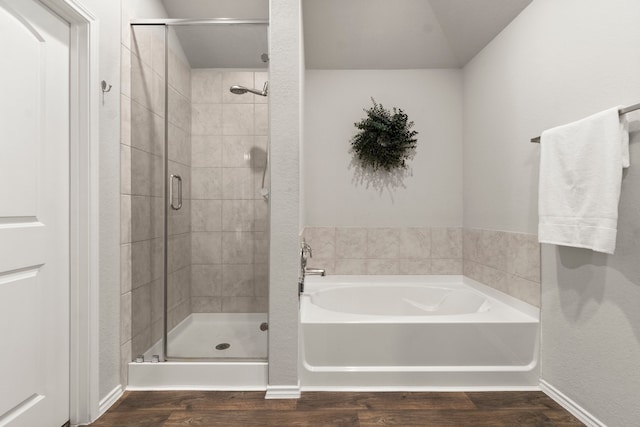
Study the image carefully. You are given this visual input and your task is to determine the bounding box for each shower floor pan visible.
[128,313,268,390]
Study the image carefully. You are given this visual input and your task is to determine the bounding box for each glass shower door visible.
[164,23,269,360]
[164,24,193,358]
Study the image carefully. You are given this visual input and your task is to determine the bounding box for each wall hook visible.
[101,80,112,93]
[101,80,112,105]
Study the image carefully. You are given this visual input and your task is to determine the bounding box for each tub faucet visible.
[299,239,312,295]
[305,267,326,276]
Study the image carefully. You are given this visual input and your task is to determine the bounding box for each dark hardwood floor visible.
[90,391,584,426]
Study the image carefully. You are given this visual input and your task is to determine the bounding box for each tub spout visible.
[305,267,326,276]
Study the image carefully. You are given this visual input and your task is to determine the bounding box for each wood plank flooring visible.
[90,391,585,426]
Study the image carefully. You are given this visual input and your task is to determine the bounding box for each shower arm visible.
[230,82,268,97]
[248,81,268,97]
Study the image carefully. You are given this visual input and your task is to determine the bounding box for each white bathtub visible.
[299,275,540,391]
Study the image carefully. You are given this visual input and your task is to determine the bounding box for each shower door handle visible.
[170,174,182,210]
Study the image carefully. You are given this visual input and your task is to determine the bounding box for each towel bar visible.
[530,102,640,143]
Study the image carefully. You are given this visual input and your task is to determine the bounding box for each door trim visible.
[38,0,100,424]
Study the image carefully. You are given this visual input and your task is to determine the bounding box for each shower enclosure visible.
[126,19,269,378]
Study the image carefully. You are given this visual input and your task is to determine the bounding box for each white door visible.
[0,0,70,426]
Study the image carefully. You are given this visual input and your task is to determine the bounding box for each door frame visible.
[38,0,100,424]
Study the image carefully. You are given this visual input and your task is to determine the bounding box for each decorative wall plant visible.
[350,98,418,172]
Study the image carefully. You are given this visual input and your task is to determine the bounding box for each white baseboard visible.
[301,385,541,392]
[265,383,301,399]
[97,385,123,418]
[540,380,605,427]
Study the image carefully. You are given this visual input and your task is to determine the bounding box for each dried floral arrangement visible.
[350,98,418,172]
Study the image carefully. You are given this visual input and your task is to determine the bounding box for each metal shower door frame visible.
[131,19,269,362]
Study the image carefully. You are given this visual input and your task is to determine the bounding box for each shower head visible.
[229,85,249,95]
[229,81,268,97]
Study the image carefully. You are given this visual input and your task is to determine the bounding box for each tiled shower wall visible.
[301,227,540,307]
[120,25,192,383]
[189,70,269,313]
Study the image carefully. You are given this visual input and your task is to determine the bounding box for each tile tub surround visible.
[463,228,541,307]
[301,227,540,307]
[189,69,269,314]
[301,227,463,275]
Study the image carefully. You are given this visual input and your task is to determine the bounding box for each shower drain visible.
[215,343,230,351]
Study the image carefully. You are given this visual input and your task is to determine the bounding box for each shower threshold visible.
[127,313,268,390]
[127,360,267,390]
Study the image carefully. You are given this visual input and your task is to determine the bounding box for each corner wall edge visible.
[540,379,605,427]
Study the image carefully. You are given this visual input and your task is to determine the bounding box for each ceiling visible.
[161,0,532,69]
[162,0,269,69]
[172,25,269,69]
[303,0,533,69]
[162,0,268,21]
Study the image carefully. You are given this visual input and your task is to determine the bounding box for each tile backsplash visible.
[301,227,463,275]
[463,228,540,307]
[301,226,541,307]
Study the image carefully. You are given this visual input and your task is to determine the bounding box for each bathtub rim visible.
[301,275,539,323]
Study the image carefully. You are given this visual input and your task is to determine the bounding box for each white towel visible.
[538,106,629,254]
